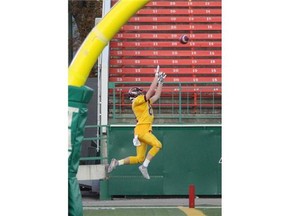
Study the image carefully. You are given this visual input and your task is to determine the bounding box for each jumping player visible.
[107,65,166,179]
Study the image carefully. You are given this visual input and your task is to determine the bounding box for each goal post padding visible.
[68,85,94,216]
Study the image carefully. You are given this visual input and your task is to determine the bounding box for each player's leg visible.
[141,132,162,165]
[138,132,162,179]
[128,142,147,164]
[107,143,147,173]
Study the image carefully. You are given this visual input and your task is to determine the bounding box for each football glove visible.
[157,72,167,85]
[133,135,141,146]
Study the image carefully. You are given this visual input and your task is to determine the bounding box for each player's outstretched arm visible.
[146,65,161,100]
[150,71,166,104]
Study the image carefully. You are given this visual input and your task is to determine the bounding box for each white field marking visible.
[110,124,221,127]
[83,206,221,210]
[84,207,176,210]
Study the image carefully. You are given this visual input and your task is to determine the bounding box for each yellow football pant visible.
[129,132,162,164]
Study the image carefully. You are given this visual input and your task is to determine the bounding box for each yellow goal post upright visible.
[68,0,151,87]
[68,0,152,214]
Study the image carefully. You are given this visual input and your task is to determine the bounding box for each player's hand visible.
[157,72,167,85]
[155,65,160,77]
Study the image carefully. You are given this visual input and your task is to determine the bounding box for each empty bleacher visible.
[108,0,222,124]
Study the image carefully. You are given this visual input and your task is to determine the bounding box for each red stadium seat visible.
[108,0,222,120]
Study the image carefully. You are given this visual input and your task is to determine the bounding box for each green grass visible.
[199,208,221,216]
[83,207,221,216]
[84,208,186,216]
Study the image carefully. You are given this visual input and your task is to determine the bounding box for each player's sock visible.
[143,159,150,167]
[118,159,125,166]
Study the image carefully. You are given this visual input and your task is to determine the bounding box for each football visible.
[179,35,189,44]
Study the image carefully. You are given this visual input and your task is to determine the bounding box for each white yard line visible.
[83,206,221,210]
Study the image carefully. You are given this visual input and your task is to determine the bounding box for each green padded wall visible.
[107,125,221,196]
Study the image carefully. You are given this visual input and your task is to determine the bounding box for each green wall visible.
[107,125,221,196]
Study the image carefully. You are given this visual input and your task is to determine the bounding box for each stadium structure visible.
[69,0,221,200]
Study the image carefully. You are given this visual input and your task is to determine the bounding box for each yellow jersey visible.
[132,95,154,135]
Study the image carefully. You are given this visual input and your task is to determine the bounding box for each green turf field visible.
[83,207,221,216]
[199,208,221,216]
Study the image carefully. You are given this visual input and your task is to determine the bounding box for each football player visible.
[108,65,166,179]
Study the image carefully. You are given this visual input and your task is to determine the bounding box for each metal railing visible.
[108,82,222,124]
[80,125,109,164]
